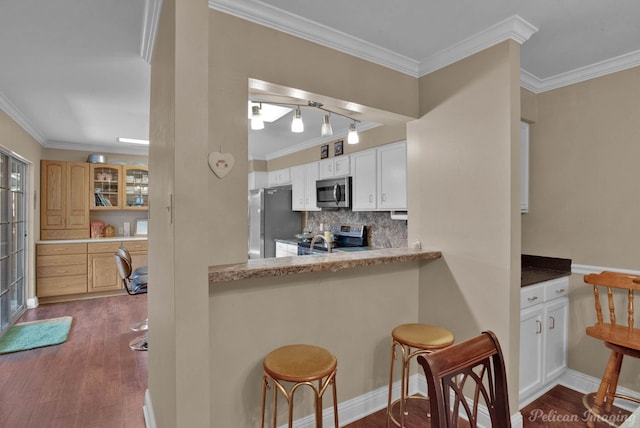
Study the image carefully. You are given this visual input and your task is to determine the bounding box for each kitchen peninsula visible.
[208,247,441,427]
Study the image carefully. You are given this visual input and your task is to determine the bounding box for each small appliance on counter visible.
[297,224,367,255]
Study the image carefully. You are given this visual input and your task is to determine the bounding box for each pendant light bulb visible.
[347,122,359,144]
[291,108,304,133]
[251,105,264,130]
[321,114,333,137]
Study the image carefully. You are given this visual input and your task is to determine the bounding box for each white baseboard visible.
[144,389,156,428]
[559,369,640,412]
[26,296,38,308]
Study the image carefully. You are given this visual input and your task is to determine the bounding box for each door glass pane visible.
[11,192,23,223]
[0,295,8,331]
[0,153,6,188]
[0,258,7,293]
[0,189,7,223]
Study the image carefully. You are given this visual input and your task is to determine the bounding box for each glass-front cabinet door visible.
[0,152,27,338]
[90,164,122,209]
[123,166,149,210]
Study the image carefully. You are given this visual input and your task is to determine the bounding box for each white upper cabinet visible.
[268,168,291,187]
[291,162,320,212]
[351,141,407,211]
[521,121,529,213]
[319,156,350,179]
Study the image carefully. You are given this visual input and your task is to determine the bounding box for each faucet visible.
[310,234,332,253]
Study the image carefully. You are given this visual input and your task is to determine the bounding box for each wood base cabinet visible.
[519,276,569,407]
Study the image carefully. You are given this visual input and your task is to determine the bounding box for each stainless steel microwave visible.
[316,177,351,209]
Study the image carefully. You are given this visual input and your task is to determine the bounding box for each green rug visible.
[0,316,73,354]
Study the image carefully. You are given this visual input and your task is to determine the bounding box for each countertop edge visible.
[37,237,148,244]
[209,248,442,284]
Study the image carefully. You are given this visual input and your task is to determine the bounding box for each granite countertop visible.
[521,254,572,287]
[209,247,441,283]
[37,236,148,244]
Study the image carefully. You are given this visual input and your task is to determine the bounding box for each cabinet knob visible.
[528,296,539,302]
[555,288,565,294]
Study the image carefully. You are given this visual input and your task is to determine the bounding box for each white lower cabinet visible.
[291,162,320,211]
[275,242,298,257]
[519,276,569,407]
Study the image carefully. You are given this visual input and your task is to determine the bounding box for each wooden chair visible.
[583,271,640,427]
[416,331,511,428]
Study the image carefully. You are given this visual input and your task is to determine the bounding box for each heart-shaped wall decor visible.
[208,151,235,179]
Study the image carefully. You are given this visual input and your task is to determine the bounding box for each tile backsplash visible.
[306,210,407,248]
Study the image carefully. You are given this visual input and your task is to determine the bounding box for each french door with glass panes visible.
[0,151,27,338]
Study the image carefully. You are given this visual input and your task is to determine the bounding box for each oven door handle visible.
[333,184,341,205]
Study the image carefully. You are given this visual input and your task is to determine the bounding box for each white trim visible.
[559,369,640,413]
[418,15,538,77]
[42,140,149,156]
[141,0,163,64]
[520,49,640,94]
[0,92,46,145]
[571,264,640,276]
[208,0,420,77]
[143,389,156,428]
[26,297,38,309]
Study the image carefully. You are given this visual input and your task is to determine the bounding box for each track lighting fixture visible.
[321,114,333,137]
[347,122,359,144]
[249,100,360,143]
[291,108,304,133]
[250,105,264,130]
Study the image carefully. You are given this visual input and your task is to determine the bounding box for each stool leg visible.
[399,345,408,427]
[260,375,268,428]
[272,380,278,428]
[604,352,624,413]
[387,341,397,427]
[315,381,322,428]
[588,350,622,428]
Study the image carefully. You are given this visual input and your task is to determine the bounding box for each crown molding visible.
[44,140,149,156]
[418,15,538,77]
[0,92,46,144]
[141,0,163,63]
[520,49,640,93]
[208,0,420,77]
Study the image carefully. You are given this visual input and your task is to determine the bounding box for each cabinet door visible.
[41,160,66,229]
[544,298,568,383]
[351,149,377,210]
[123,166,149,210]
[290,165,305,211]
[378,142,407,210]
[88,253,122,292]
[318,159,334,179]
[334,156,350,177]
[90,164,122,209]
[519,306,544,399]
[303,163,320,211]
[67,163,90,228]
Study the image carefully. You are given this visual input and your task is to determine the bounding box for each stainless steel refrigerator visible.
[248,187,301,259]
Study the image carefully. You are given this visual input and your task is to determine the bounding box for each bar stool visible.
[260,344,339,428]
[387,323,454,427]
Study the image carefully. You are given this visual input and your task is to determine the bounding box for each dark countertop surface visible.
[521,254,572,287]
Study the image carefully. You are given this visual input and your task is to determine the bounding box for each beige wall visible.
[409,40,522,408]
[210,262,421,427]
[0,110,43,300]
[521,66,640,391]
[147,0,210,426]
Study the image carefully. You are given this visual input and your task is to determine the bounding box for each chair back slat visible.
[584,271,640,329]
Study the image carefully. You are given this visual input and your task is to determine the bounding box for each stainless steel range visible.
[297,224,367,255]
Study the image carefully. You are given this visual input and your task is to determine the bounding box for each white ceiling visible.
[1,0,639,158]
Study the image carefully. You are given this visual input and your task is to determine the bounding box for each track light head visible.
[291,108,304,133]
[321,114,333,137]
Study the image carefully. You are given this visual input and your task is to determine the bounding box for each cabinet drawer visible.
[37,263,87,278]
[36,254,87,269]
[37,243,87,256]
[88,242,122,254]
[123,240,147,252]
[521,283,545,309]
[544,277,569,302]
[37,275,87,297]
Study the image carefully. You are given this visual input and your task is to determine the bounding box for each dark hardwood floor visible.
[0,294,147,428]
[1,295,632,427]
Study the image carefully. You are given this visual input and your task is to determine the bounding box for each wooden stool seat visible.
[264,344,337,383]
[261,344,339,428]
[387,323,454,427]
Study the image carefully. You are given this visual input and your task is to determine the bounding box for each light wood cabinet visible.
[122,166,149,209]
[36,240,148,299]
[36,243,88,297]
[90,164,123,209]
[40,161,90,240]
